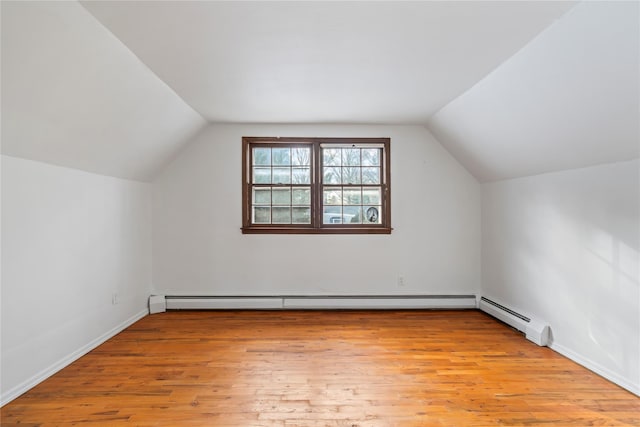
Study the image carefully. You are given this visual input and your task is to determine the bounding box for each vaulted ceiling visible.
[80,0,575,124]
[428,1,640,181]
[1,1,207,182]
[2,1,637,182]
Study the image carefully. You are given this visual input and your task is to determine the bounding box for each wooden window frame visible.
[242,137,391,234]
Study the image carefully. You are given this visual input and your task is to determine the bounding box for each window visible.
[242,137,391,234]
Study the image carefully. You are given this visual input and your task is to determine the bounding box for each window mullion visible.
[313,142,322,229]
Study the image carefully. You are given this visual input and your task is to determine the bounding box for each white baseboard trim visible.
[549,342,640,397]
[0,308,148,407]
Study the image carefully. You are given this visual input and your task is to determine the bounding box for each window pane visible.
[343,188,361,205]
[364,206,381,224]
[363,188,381,205]
[292,167,310,184]
[343,167,361,184]
[272,207,291,224]
[292,147,311,166]
[323,206,343,224]
[362,167,380,184]
[323,167,341,184]
[362,149,380,166]
[292,207,311,224]
[272,188,291,205]
[272,167,291,184]
[253,167,271,184]
[292,187,311,205]
[253,207,271,224]
[253,148,271,165]
[323,148,341,166]
[253,188,271,205]
[272,148,291,165]
[342,148,360,166]
[323,187,342,205]
[343,206,363,224]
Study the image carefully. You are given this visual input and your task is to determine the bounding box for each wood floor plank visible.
[1,310,638,426]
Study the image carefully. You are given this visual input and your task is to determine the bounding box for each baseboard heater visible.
[479,296,550,346]
[151,295,477,312]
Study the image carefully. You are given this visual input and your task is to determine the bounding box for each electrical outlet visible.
[112,293,118,305]
[398,275,405,287]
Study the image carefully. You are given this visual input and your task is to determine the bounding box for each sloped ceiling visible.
[81,0,575,124]
[3,1,636,183]
[1,1,207,182]
[428,1,640,182]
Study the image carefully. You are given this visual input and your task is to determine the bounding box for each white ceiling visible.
[81,0,575,124]
[3,1,637,183]
[1,1,206,181]
[428,1,640,182]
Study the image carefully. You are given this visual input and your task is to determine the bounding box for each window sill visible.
[241,226,392,235]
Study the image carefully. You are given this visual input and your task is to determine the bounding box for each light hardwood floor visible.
[1,310,638,426]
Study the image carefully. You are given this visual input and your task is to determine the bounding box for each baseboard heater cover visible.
[158,295,477,311]
[283,296,476,309]
[149,295,167,314]
[479,296,549,346]
[166,297,283,310]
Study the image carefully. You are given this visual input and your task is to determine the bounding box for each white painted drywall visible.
[482,160,640,394]
[82,1,574,124]
[428,1,639,182]
[1,1,206,181]
[1,156,152,404]
[152,124,480,296]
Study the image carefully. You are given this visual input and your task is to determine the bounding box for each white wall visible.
[482,160,640,394]
[1,155,152,404]
[153,124,480,296]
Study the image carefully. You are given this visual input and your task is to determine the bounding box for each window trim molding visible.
[241,137,392,235]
